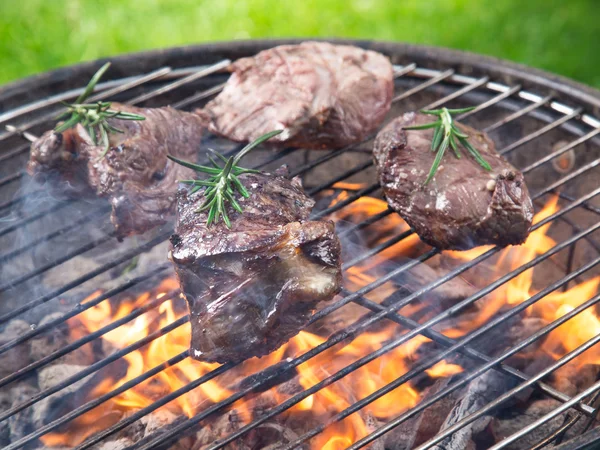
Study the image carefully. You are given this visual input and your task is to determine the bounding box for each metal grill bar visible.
[392,69,454,103]
[0,232,170,325]
[0,142,29,164]
[0,286,178,389]
[137,184,600,449]
[484,94,553,132]
[230,276,600,450]
[2,206,413,448]
[416,285,600,450]
[25,350,189,448]
[0,65,219,126]
[498,108,583,156]
[490,379,600,450]
[137,213,594,450]
[218,213,600,450]
[0,67,173,142]
[0,205,111,263]
[350,292,577,409]
[306,160,373,196]
[353,282,600,450]
[173,82,226,109]
[0,263,170,356]
[0,230,117,293]
[0,191,38,212]
[457,84,522,120]
[423,76,490,110]
[1,46,599,450]
[0,201,71,238]
[522,126,600,173]
[128,60,229,105]
[2,316,190,450]
[0,172,22,188]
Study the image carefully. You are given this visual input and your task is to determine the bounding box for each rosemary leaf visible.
[404,107,491,184]
[170,130,283,228]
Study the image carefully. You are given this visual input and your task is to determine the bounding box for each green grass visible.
[1,0,599,88]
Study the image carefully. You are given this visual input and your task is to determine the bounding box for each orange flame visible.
[42,191,598,449]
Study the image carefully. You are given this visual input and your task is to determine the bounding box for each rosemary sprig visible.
[168,130,283,228]
[54,62,145,159]
[404,107,492,184]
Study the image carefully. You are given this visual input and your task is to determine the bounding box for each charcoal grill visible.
[1,39,600,450]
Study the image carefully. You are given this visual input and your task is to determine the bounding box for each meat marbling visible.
[197,41,394,149]
[169,167,342,363]
[373,112,534,250]
[28,104,203,238]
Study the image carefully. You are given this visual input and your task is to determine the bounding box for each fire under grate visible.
[0,40,600,450]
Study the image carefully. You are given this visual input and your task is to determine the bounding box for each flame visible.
[426,360,464,378]
[42,190,599,449]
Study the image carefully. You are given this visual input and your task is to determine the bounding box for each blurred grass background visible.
[1,0,599,87]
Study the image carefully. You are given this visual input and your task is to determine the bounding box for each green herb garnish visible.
[54,62,145,159]
[404,107,491,184]
[168,130,283,228]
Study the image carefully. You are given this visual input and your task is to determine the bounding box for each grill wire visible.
[0,48,599,450]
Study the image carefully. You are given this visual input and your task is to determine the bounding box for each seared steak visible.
[373,112,534,250]
[169,167,342,363]
[28,104,203,238]
[197,42,394,149]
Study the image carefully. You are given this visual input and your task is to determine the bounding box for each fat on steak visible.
[169,167,342,363]
[197,41,394,149]
[373,112,534,250]
[28,104,203,238]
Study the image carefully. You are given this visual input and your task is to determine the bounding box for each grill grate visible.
[0,40,599,450]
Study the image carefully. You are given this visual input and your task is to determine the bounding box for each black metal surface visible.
[0,40,599,450]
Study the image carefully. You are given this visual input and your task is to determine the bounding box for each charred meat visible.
[28,104,204,238]
[373,112,534,250]
[169,167,342,363]
[197,41,394,149]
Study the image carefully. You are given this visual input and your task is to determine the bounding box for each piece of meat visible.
[197,41,394,149]
[27,104,203,238]
[169,167,342,363]
[373,112,534,250]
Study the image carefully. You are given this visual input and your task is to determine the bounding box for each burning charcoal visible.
[551,361,600,397]
[0,391,10,446]
[383,378,459,450]
[250,422,306,450]
[0,319,32,380]
[431,370,518,450]
[363,412,386,450]
[193,410,251,450]
[32,364,96,428]
[30,313,94,366]
[491,399,589,450]
[8,383,38,442]
[93,437,134,450]
[141,409,178,436]
[138,410,193,450]
[404,263,478,310]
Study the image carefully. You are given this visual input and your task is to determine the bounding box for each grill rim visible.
[1,39,600,113]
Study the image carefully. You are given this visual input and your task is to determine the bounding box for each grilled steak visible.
[373,112,534,250]
[28,104,203,238]
[169,167,342,363]
[197,42,394,149]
